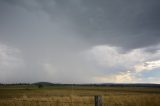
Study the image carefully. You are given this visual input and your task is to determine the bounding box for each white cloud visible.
[84,45,160,83]
[85,45,150,68]
[94,72,139,83]
[0,44,24,69]
[0,43,24,83]
[134,60,160,72]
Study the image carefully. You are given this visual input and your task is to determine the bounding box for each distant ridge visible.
[33,82,55,86]
[31,82,160,88]
[0,82,160,88]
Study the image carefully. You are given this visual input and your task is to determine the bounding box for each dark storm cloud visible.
[39,0,160,50]
[1,0,160,50]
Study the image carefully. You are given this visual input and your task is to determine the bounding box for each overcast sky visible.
[0,0,160,84]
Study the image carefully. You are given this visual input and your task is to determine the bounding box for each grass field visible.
[0,86,160,106]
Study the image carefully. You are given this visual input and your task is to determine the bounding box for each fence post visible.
[95,96,103,106]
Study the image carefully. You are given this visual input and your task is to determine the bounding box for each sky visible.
[0,0,160,84]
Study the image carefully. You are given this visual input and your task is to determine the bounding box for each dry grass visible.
[0,95,94,106]
[103,94,160,106]
[0,94,159,106]
[0,86,159,106]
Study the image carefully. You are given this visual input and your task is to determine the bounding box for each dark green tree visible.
[37,84,43,88]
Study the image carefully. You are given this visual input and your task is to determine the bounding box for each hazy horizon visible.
[0,0,160,84]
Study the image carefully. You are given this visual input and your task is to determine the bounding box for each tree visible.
[37,84,43,88]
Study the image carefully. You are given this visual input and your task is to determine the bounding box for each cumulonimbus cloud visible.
[0,0,160,83]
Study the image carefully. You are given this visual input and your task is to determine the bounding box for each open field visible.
[0,86,160,106]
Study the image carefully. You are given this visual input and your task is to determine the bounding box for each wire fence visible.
[16,99,94,104]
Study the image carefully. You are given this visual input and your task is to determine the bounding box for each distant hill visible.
[33,82,54,86]
[89,83,160,88]
[0,82,160,88]
[32,82,160,88]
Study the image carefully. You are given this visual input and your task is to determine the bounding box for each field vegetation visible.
[0,85,159,106]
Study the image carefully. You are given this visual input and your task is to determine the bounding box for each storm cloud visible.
[0,0,160,83]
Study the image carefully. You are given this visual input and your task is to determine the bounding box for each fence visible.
[95,96,103,106]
